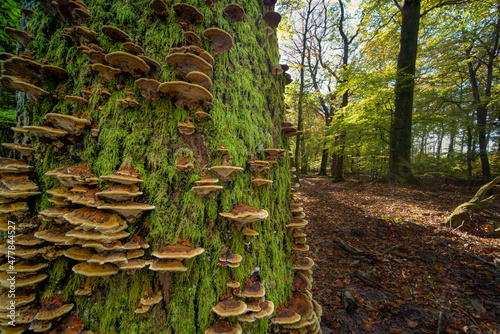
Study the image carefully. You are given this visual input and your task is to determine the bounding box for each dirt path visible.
[299,177,500,334]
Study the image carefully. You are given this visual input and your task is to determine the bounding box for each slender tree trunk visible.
[448,131,455,158]
[436,131,443,159]
[318,116,331,176]
[386,0,421,184]
[467,126,474,179]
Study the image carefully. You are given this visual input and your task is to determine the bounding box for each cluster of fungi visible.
[0,0,321,332]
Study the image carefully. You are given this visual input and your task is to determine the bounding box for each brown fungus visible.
[123,42,144,55]
[186,71,212,89]
[44,113,91,136]
[158,81,212,110]
[101,25,131,42]
[4,27,33,48]
[184,31,201,47]
[105,51,150,77]
[172,3,204,27]
[149,0,167,15]
[223,4,245,23]
[165,52,213,79]
[264,11,282,27]
[135,78,161,100]
[203,28,233,54]
[91,64,121,82]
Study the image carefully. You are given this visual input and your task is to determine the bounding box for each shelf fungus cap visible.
[32,227,69,243]
[63,207,124,231]
[237,312,256,322]
[152,245,204,260]
[0,289,36,310]
[91,64,121,82]
[123,42,144,55]
[15,233,44,246]
[254,301,275,319]
[72,262,119,276]
[148,259,187,272]
[22,125,67,139]
[35,303,74,321]
[194,110,212,121]
[205,320,242,334]
[66,228,130,242]
[101,25,131,42]
[264,11,282,27]
[272,306,301,324]
[97,202,155,221]
[100,166,143,185]
[0,272,48,288]
[96,183,143,202]
[44,113,91,136]
[172,3,204,25]
[241,227,259,236]
[135,78,161,100]
[149,0,167,15]
[223,4,245,23]
[212,298,247,317]
[88,252,128,265]
[105,52,150,77]
[292,257,314,271]
[226,279,240,289]
[251,176,273,186]
[241,281,266,298]
[186,71,212,89]
[158,81,212,110]
[165,52,213,79]
[203,28,233,54]
[0,76,48,101]
[208,164,243,179]
[0,260,48,273]
[63,247,95,261]
[4,27,33,48]
[0,158,33,173]
[119,259,147,271]
[184,31,201,46]
[219,250,242,264]
[68,189,105,208]
[195,174,219,186]
[178,120,196,135]
[134,303,151,314]
[138,55,161,72]
[141,288,163,306]
[219,203,268,225]
[122,236,150,250]
[45,165,98,187]
[192,185,223,196]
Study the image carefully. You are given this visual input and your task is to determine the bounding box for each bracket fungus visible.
[203,28,234,54]
[65,95,88,105]
[135,78,161,100]
[0,75,48,101]
[184,31,201,47]
[101,25,131,42]
[158,81,213,110]
[205,320,242,334]
[44,113,91,136]
[272,306,301,325]
[255,301,274,318]
[105,52,150,77]
[212,298,247,317]
[208,162,243,179]
[35,303,74,321]
[100,165,143,185]
[220,203,268,231]
[223,4,245,23]
[96,184,142,202]
[149,0,167,15]
[63,207,125,232]
[240,280,266,298]
[123,42,144,55]
[138,55,161,72]
[292,256,314,271]
[46,165,99,187]
[172,3,204,27]
[4,27,33,48]
[97,202,155,221]
[91,64,121,82]
[118,97,140,108]
[140,288,163,306]
[177,119,196,136]
[72,262,119,276]
[165,52,213,79]
[251,176,273,187]
[151,245,205,260]
[195,110,212,121]
[186,71,213,89]
[0,158,33,173]
[148,259,187,272]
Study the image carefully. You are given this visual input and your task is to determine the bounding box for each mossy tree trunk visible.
[12,0,295,332]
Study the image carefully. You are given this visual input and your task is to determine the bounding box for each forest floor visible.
[299,175,500,334]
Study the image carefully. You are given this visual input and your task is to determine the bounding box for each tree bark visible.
[5,1,298,332]
[386,0,421,184]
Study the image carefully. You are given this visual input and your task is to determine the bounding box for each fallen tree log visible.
[445,176,500,228]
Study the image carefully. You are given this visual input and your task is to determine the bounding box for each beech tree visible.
[0,0,321,333]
